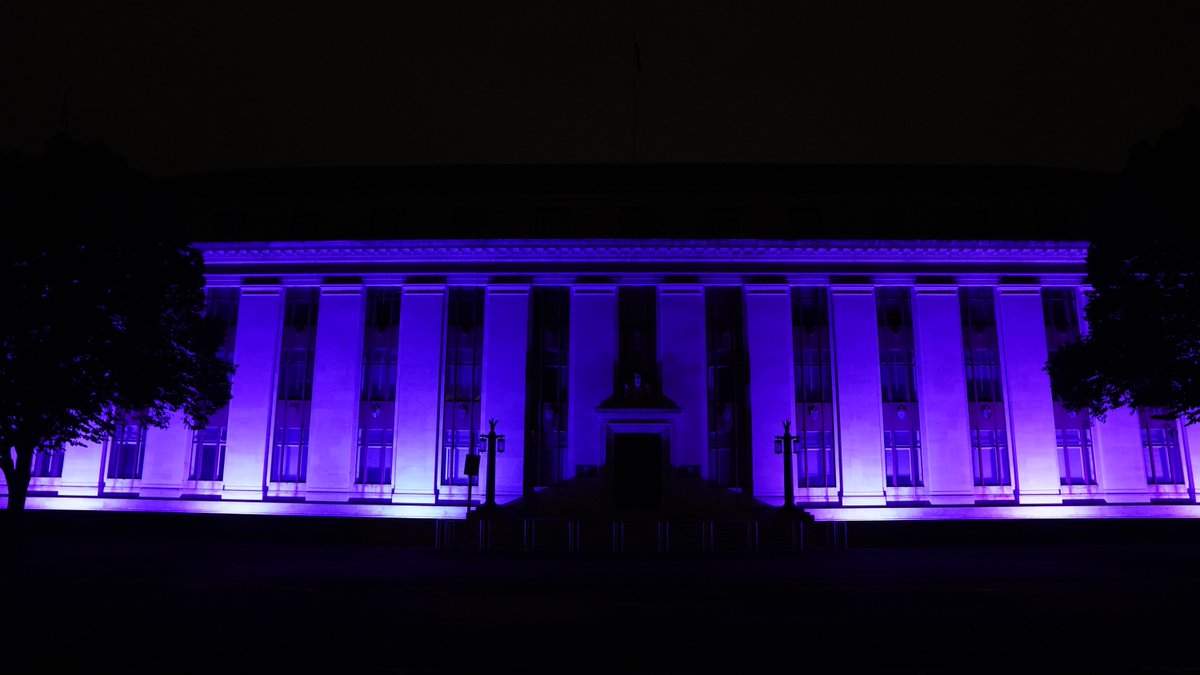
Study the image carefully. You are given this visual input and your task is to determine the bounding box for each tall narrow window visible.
[877,288,922,488]
[106,413,147,480]
[442,288,484,486]
[1043,288,1096,486]
[706,287,751,489]
[792,287,835,488]
[1140,408,1185,485]
[271,288,318,483]
[191,288,239,482]
[617,287,658,398]
[31,448,64,478]
[358,289,401,485]
[961,288,1010,486]
[190,427,227,483]
[526,288,569,488]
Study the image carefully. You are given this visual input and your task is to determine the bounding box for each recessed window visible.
[31,448,64,478]
[1140,409,1185,485]
[190,426,227,482]
[190,288,239,483]
[271,288,318,483]
[877,288,922,488]
[358,289,401,485]
[706,287,750,489]
[526,287,570,488]
[1042,288,1096,486]
[961,288,1010,487]
[792,287,835,488]
[106,414,147,481]
[441,288,484,486]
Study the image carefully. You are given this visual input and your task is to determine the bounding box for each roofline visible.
[197,238,1089,266]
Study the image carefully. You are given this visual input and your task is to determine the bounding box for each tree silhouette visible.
[1047,108,1200,424]
[0,136,234,515]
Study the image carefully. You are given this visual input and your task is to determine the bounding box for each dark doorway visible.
[612,433,663,510]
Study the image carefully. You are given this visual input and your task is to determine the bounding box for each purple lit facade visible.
[6,238,1200,522]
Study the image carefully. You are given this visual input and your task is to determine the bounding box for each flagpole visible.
[633,40,640,164]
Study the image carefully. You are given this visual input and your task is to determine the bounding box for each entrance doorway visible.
[612,433,663,510]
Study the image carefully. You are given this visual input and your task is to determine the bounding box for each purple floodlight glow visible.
[4,240,1197,523]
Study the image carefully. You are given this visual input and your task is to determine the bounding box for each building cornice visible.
[197,239,1088,266]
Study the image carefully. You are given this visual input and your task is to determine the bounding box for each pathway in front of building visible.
[4,516,1199,672]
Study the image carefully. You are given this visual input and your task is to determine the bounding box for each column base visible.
[303,489,352,503]
[222,486,264,501]
[928,493,976,506]
[842,492,886,507]
[138,487,183,499]
[752,495,788,508]
[1102,490,1153,504]
[493,490,524,506]
[56,484,101,497]
[393,490,437,505]
[1016,491,1063,505]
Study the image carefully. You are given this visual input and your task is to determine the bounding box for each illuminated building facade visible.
[5,166,1199,522]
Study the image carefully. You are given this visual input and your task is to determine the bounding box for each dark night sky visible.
[3,2,1198,177]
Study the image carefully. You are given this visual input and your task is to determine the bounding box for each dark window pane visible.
[526,288,570,488]
[792,288,835,488]
[707,288,750,489]
[442,288,484,486]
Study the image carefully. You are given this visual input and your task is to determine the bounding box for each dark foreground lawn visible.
[4,512,1200,673]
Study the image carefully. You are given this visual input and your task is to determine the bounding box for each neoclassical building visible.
[5,166,1198,522]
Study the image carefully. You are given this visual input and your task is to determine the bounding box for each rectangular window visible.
[971,426,1010,486]
[106,415,147,480]
[1043,288,1096,485]
[1140,408,1185,485]
[31,448,64,478]
[190,288,239,483]
[961,288,1010,486]
[883,429,922,488]
[877,288,922,488]
[706,287,751,489]
[1056,428,1096,486]
[526,287,569,488]
[190,423,227,481]
[206,287,240,363]
[271,288,318,483]
[442,288,484,486]
[358,289,401,485]
[272,427,309,483]
[792,287,835,488]
[617,287,658,398]
[357,428,394,485]
[1042,288,1080,336]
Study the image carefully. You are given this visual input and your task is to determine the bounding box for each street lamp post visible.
[479,418,506,509]
[774,420,797,511]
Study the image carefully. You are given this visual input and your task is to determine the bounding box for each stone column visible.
[745,285,794,505]
[1073,286,1152,503]
[912,288,975,504]
[1183,424,1200,504]
[480,285,529,504]
[567,286,616,475]
[57,439,106,496]
[223,286,284,500]
[139,411,191,498]
[393,285,445,504]
[996,288,1062,504]
[831,287,886,506]
[658,286,709,475]
[1095,410,1152,503]
[305,284,365,502]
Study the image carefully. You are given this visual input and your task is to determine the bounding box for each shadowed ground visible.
[4,512,1200,673]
